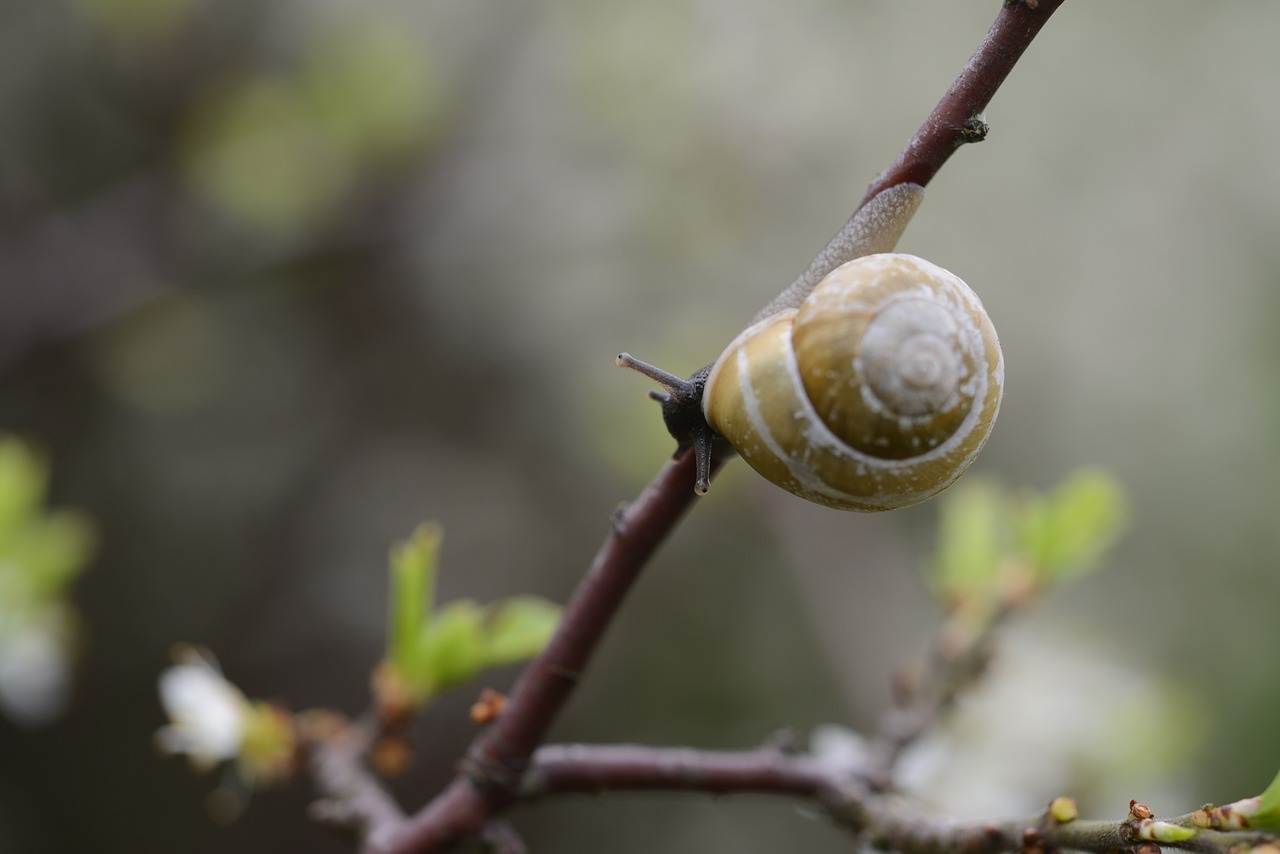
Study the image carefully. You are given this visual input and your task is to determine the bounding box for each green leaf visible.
[482,596,561,667]
[0,439,48,541]
[411,600,486,698]
[382,524,559,706]
[388,523,442,673]
[8,510,96,597]
[1021,468,1127,582]
[301,18,441,164]
[929,478,1007,601]
[1250,767,1280,829]
[0,440,95,606]
[181,77,352,233]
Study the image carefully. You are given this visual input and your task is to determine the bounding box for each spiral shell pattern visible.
[702,253,1003,511]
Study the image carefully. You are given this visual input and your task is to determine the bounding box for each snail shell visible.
[702,253,1003,511]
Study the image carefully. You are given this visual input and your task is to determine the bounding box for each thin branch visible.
[365,3,1069,851]
[375,452,720,854]
[523,743,837,800]
[307,715,407,849]
[862,603,1009,789]
[519,743,1280,854]
[855,800,1280,854]
[861,0,1067,205]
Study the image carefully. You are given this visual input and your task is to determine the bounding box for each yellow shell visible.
[702,253,1003,511]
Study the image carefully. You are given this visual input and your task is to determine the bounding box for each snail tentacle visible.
[616,354,716,494]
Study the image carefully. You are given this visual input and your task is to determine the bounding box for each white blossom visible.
[810,722,871,775]
[0,608,74,727]
[896,621,1198,818]
[155,646,250,772]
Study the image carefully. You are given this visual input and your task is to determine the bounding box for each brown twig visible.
[522,742,837,800]
[861,0,1067,205]
[364,3,1068,851]
[307,715,408,849]
[862,602,1009,789]
[521,744,1280,854]
[376,452,719,853]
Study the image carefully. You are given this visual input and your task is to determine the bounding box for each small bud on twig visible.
[470,688,508,726]
[1049,796,1078,824]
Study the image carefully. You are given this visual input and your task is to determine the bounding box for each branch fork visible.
[300,3,1122,853]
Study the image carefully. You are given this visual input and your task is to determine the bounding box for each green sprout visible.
[380,523,560,713]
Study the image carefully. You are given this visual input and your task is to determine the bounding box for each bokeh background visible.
[2,1,1279,851]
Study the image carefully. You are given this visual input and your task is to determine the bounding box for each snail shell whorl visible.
[702,253,1003,511]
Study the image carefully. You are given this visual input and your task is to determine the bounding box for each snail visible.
[617,183,1003,511]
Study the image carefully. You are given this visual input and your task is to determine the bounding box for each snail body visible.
[701,253,1003,511]
[617,183,1004,511]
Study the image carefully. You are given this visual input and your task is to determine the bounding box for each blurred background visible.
[2,1,1279,851]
